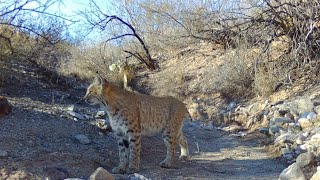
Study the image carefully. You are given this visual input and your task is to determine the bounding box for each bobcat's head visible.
[83,73,108,106]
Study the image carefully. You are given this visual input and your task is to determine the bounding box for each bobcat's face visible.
[83,84,102,105]
[83,74,107,106]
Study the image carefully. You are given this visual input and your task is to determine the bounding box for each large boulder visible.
[278,163,306,180]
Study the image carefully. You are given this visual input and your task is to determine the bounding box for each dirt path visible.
[0,97,286,179]
[0,60,285,180]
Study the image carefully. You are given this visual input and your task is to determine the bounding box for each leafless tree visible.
[81,0,158,70]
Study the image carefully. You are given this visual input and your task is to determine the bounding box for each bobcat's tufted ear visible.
[94,72,108,87]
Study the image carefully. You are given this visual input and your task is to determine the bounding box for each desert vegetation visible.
[0,0,319,98]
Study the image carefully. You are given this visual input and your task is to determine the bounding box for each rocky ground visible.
[0,58,288,179]
[220,87,320,180]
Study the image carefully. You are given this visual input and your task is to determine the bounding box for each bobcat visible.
[83,73,190,174]
[0,96,11,117]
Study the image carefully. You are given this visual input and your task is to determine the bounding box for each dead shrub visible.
[212,47,255,100]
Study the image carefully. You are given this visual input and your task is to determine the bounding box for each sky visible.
[23,0,116,42]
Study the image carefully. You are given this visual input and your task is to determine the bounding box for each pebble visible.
[75,134,91,145]
[68,111,86,120]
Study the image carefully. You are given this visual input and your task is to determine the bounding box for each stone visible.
[311,134,320,141]
[269,125,280,135]
[67,105,75,112]
[298,118,313,130]
[75,134,90,145]
[300,112,317,120]
[222,125,243,132]
[95,111,106,118]
[296,152,315,168]
[132,173,151,180]
[90,167,115,180]
[0,150,8,157]
[278,163,306,180]
[275,132,296,146]
[270,117,293,126]
[68,111,86,120]
[226,101,237,111]
[311,171,320,180]
[285,112,295,120]
[291,97,314,114]
[283,153,294,161]
[258,127,269,134]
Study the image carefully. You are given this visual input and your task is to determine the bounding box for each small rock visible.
[281,147,291,155]
[270,117,293,126]
[275,132,295,146]
[67,105,75,112]
[311,133,320,141]
[95,111,106,118]
[296,152,315,168]
[75,134,90,145]
[311,171,320,180]
[283,153,294,161]
[0,150,8,157]
[269,125,280,135]
[226,101,237,111]
[90,167,115,180]
[222,124,243,132]
[285,112,295,120]
[300,112,317,120]
[292,97,314,114]
[279,163,306,180]
[132,173,151,180]
[68,111,86,120]
[299,144,307,151]
[258,127,269,134]
[298,118,313,130]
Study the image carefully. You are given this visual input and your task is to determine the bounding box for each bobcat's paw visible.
[179,155,189,161]
[112,166,126,174]
[159,160,172,168]
[126,166,140,174]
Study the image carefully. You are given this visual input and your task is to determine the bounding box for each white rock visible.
[95,111,106,118]
[75,134,90,145]
[67,105,75,112]
[298,118,313,130]
[90,167,114,180]
[303,132,310,138]
[311,134,320,141]
[133,173,151,180]
[278,163,306,180]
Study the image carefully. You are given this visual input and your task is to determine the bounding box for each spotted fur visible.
[83,74,190,174]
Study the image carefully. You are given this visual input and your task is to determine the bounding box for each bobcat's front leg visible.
[126,130,141,173]
[112,133,129,174]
